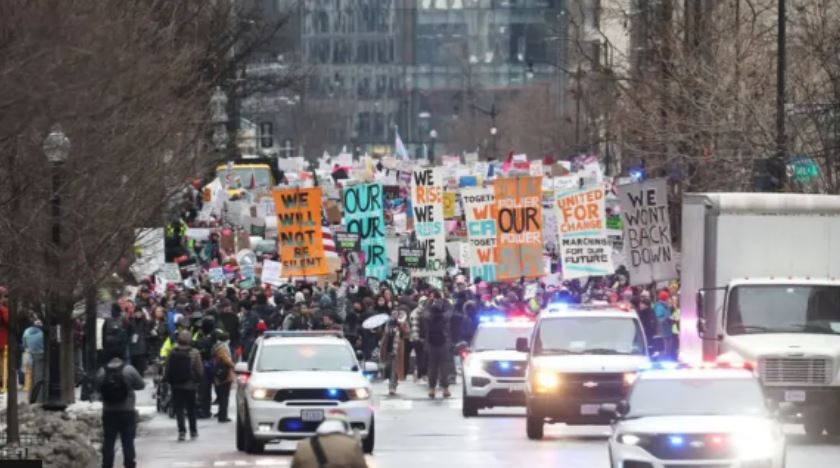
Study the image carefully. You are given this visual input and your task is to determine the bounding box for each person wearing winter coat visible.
[379,309,408,395]
[162,330,203,441]
[408,297,428,380]
[127,308,151,376]
[212,330,235,423]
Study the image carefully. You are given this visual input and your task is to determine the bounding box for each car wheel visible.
[242,413,265,454]
[363,417,375,454]
[526,411,544,440]
[462,386,478,417]
[804,414,826,439]
[236,417,245,452]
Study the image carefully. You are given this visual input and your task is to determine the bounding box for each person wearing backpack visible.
[96,343,145,468]
[102,304,128,361]
[195,316,217,419]
[163,330,203,441]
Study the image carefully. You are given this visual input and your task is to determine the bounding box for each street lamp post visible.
[43,125,70,410]
[490,126,498,161]
[429,129,438,164]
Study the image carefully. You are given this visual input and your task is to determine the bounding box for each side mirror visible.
[696,291,707,338]
[234,362,249,374]
[515,337,529,353]
[363,362,379,373]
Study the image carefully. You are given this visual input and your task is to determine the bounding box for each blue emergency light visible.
[668,435,685,447]
[327,388,339,397]
[498,361,511,371]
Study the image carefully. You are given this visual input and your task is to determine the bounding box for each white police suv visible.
[519,305,651,439]
[607,364,786,468]
[234,331,377,454]
[461,315,534,417]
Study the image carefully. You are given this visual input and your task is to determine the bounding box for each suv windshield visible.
[627,378,767,417]
[257,344,357,372]
[533,317,645,355]
[727,285,840,335]
[472,325,533,351]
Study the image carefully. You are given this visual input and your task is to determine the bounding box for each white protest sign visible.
[186,228,211,241]
[618,178,677,285]
[555,185,614,279]
[260,260,284,286]
[411,167,446,277]
[131,228,166,280]
[461,187,497,282]
[208,267,225,284]
[160,263,183,283]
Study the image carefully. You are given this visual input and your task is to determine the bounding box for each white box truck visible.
[680,193,840,437]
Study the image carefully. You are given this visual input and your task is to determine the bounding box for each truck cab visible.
[682,192,840,438]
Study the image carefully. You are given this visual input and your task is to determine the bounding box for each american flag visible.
[321,216,337,258]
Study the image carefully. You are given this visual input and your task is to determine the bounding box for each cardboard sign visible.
[334,232,361,253]
[398,247,427,269]
[411,167,446,277]
[494,177,544,280]
[461,187,498,282]
[343,183,388,280]
[555,185,614,279]
[618,178,677,285]
[272,187,329,277]
[427,276,444,291]
[240,263,256,281]
[260,260,284,286]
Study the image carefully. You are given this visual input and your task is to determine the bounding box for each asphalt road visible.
[132,379,840,468]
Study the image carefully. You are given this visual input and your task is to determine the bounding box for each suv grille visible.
[641,433,734,460]
[561,372,626,398]
[758,357,831,385]
[273,388,350,402]
[483,360,527,378]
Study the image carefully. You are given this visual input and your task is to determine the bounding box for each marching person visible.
[380,308,408,396]
[423,296,451,399]
[163,330,203,441]
[96,341,145,468]
[212,330,234,423]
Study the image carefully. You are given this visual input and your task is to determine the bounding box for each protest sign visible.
[160,263,182,284]
[383,185,408,225]
[443,192,457,219]
[398,247,427,269]
[272,187,329,278]
[427,277,444,291]
[555,185,614,279]
[208,267,225,284]
[343,183,388,280]
[260,260,284,286]
[240,264,256,281]
[342,251,367,286]
[131,228,165,280]
[494,177,544,280]
[334,232,361,253]
[618,178,677,285]
[461,187,498,282]
[411,167,446,276]
[392,269,412,292]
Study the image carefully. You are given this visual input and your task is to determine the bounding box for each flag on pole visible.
[395,130,409,160]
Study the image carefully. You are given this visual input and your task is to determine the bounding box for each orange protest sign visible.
[272,187,328,277]
[494,177,543,280]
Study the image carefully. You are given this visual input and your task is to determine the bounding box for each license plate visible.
[581,404,600,415]
[784,390,806,402]
[508,384,525,392]
[300,409,324,422]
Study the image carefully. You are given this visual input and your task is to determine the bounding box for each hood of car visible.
[470,350,528,361]
[249,371,369,390]
[617,415,775,435]
[531,354,650,373]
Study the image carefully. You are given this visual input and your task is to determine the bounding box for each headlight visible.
[250,387,276,400]
[618,433,642,446]
[466,358,485,374]
[349,387,370,400]
[623,372,638,386]
[732,429,776,459]
[534,370,560,392]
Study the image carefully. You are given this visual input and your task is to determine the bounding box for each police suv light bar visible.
[262,330,344,338]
